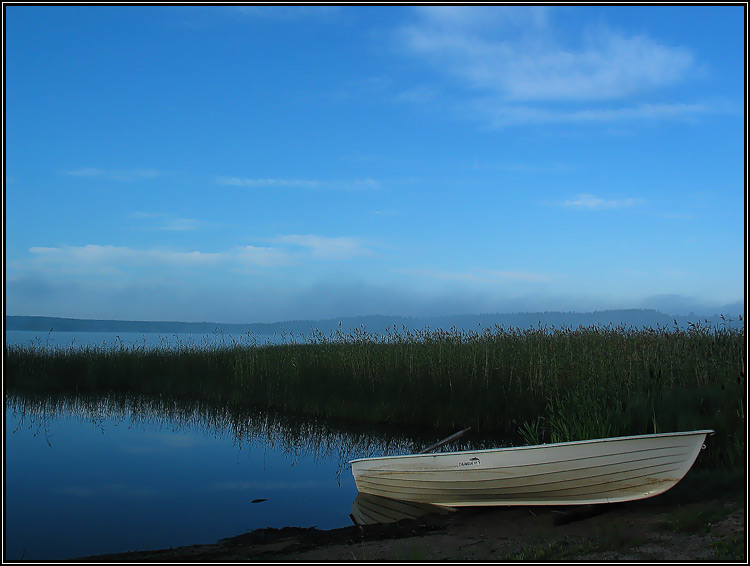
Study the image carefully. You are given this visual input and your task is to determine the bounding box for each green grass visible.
[668,507,730,534]
[503,537,597,561]
[713,532,746,561]
[5,322,745,468]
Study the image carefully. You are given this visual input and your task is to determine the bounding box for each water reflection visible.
[351,493,454,525]
[6,391,424,468]
[5,390,475,560]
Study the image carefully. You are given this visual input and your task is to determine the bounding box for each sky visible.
[4,5,746,323]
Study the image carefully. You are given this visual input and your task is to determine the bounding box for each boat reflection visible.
[350,492,454,526]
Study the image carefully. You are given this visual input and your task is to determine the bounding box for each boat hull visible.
[350,430,713,507]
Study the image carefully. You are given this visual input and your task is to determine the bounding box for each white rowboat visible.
[350,430,713,507]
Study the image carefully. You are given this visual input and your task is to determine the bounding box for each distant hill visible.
[5,308,744,336]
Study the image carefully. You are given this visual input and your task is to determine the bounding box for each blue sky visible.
[5,5,746,323]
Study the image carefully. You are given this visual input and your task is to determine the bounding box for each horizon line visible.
[5,306,745,328]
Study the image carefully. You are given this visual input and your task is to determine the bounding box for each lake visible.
[5,330,282,350]
[4,393,422,561]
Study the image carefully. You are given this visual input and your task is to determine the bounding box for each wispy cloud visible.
[403,6,693,100]
[26,244,291,271]
[397,6,706,126]
[20,235,374,277]
[216,177,380,191]
[560,194,643,210]
[65,168,164,181]
[272,234,374,260]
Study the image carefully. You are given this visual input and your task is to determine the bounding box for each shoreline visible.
[74,489,745,562]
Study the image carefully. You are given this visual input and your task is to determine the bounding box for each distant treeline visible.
[5,308,745,336]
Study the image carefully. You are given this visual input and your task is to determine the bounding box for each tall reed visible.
[5,322,745,468]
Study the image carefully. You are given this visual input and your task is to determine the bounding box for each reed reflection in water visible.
[4,392,426,561]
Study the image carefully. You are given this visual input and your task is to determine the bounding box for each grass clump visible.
[713,532,746,561]
[504,537,596,561]
[668,507,729,534]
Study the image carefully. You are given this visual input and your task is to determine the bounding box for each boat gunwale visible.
[348,429,714,465]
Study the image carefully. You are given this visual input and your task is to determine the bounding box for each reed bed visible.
[5,322,745,468]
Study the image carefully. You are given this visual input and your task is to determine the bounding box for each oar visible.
[417,427,472,454]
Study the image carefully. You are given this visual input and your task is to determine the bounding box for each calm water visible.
[6,330,281,350]
[4,394,419,561]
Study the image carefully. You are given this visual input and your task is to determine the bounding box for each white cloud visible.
[560,194,643,210]
[403,7,693,101]
[26,244,290,272]
[29,245,223,267]
[398,6,705,126]
[20,236,371,277]
[272,234,373,259]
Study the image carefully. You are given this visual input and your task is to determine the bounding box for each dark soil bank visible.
[75,493,745,562]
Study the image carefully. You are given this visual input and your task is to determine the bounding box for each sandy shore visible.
[76,490,744,562]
